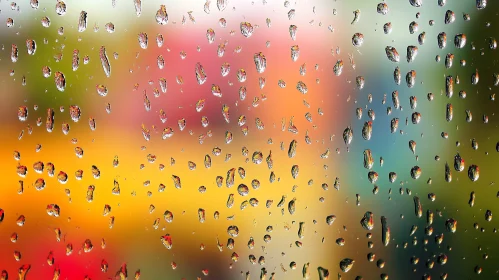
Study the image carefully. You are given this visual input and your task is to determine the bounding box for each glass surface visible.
[0,0,498,279]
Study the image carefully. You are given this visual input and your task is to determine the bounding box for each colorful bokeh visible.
[1,0,498,279]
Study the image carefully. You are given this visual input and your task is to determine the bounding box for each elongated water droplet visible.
[99,46,111,77]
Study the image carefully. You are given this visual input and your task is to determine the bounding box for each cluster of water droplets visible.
[4,0,499,279]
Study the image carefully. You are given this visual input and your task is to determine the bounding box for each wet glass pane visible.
[0,0,498,279]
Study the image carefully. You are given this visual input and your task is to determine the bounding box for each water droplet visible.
[156,5,168,25]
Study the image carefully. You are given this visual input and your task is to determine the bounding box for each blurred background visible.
[0,0,498,279]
